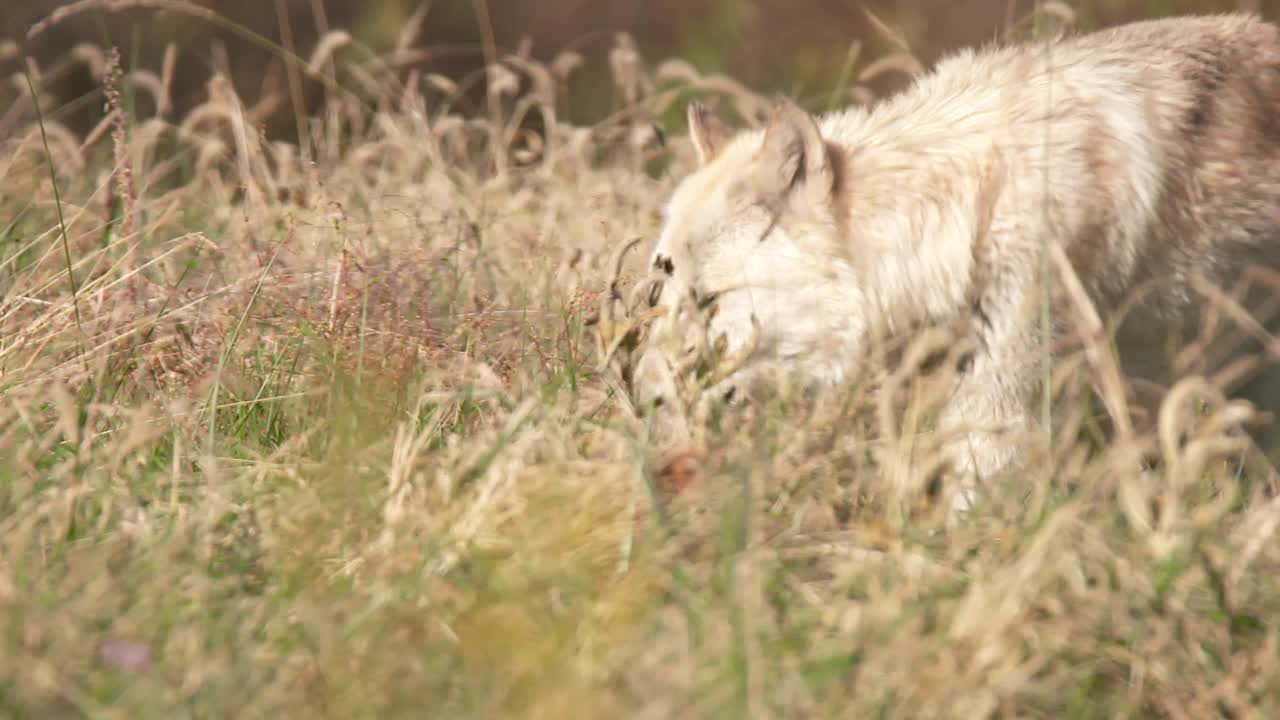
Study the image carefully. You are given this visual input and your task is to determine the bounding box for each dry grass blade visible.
[1046,240,1135,443]
[861,5,914,53]
[306,30,352,76]
[4,5,1280,719]
[858,52,924,84]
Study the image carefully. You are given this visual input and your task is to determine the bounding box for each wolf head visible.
[630,100,860,434]
[646,100,840,307]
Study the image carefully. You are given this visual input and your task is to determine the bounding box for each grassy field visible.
[4,4,1280,718]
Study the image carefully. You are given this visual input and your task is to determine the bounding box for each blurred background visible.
[3,0,1276,141]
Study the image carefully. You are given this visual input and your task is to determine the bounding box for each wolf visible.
[630,13,1280,509]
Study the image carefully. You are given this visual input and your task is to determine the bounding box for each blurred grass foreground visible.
[4,1,1280,717]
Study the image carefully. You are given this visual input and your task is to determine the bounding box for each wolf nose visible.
[647,279,664,307]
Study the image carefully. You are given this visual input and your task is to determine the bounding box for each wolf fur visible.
[632,13,1280,507]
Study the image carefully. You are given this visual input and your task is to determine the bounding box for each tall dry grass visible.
[2,2,1280,718]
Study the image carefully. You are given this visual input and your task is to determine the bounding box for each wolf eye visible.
[653,254,675,275]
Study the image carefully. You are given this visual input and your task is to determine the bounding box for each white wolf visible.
[631,13,1280,507]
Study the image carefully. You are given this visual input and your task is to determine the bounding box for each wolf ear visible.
[687,101,736,166]
[753,100,833,208]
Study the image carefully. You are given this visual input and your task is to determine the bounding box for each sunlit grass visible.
[2,2,1280,718]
